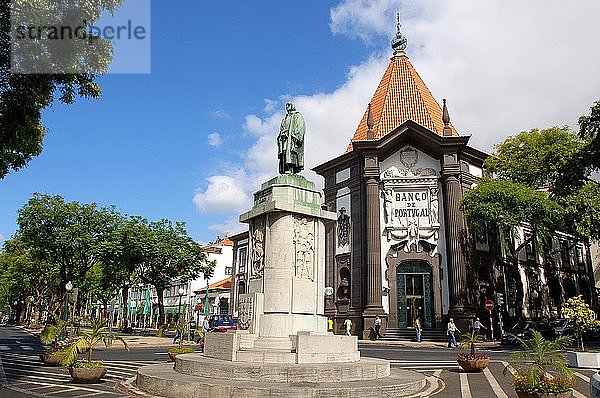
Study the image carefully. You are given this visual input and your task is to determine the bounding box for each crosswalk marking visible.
[21,345,34,350]
[483,367,509,398]
[0,345,10,351]
[459,372,472,398]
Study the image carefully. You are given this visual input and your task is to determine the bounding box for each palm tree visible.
[40,315,69,351]
[61,318,129,366]
[459,330,487,356]
[505,331,574,392]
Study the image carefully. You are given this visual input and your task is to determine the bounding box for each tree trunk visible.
[121,285,130,331]
[157,288,165,327]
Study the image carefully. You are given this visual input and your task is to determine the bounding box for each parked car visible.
[502,320,556,345]
[550,319,574,337]
[208,315,236,332]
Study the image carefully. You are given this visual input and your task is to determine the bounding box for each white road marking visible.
[483,367,509,398]
[0,345,10,351]
[573,390,586,398]
[460,372,472,398]
[573,371,590,383]
[21,345,33,351]
[499,360,517,376]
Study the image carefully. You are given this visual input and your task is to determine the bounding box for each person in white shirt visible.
[447,318,460,348]
[344,318,352,336]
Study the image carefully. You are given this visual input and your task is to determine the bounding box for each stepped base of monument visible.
[132,357,433,398]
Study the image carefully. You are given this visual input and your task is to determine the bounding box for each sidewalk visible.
[359,338,502,349]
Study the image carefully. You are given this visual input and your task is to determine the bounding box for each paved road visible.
[0,326,162,397]
[360,344,595,398]
[0,327,595,397]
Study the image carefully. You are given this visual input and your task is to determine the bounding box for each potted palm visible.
[39,316,69,366]
[561,295,600,368]
[168,319,195,361]
[457,330,489,372]
[61,319,129,383]
[505,330,574,398]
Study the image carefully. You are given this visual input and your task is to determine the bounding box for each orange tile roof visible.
[347,54,458,152]
[195,276,232,292]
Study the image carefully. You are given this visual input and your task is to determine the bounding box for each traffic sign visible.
[484,300,494,311]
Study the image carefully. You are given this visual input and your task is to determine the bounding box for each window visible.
[524,234,535,261]
[560,240,571,269]
[237,247,248,274]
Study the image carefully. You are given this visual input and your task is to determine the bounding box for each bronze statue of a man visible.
[278,102,305,174]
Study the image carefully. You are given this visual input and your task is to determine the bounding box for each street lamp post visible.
[177,287,185,323]
[61,281,73,340]
[531,289,539,319]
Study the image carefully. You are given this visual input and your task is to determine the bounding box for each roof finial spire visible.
[442,99,453,136]
[366,102,374,140]
[390,12,407,56]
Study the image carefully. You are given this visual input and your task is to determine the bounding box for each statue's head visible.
[285,102,296,112]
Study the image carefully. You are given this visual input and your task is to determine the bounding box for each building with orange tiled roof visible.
[313,18,596,340]
[314,18,489,338]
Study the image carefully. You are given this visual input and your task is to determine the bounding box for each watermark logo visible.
[10,0,151,74]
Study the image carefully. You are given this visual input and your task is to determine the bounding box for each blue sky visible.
[2,0,600,243]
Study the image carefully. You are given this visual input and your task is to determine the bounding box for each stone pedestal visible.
[237,174,341,359]
[130,174,433,397]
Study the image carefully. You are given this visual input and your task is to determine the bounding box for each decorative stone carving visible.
[251,220,265,278]
[293,217,314,280]
[380,146,441,257]
[429,187,439,225]
[337,207,350,246]
[238,295,253,330]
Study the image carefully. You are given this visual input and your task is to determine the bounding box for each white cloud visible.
[208,217,247,237]
[330,0,399,44]
[0,234,4,242]
[329,0,600,151]
[263,98,278,113]
[212,109,231,120]
[195,0,600,225]
[192,169,251,214]
[207,132,223,147]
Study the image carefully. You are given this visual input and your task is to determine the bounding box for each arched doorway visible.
[396,261,433,328]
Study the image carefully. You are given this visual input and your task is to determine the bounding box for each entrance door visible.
[396,261,433,328]
[405,274,424,329]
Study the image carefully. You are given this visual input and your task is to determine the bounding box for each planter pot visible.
[39,353,63,366]
[168,347,194,362]
[566,351,600,368]
[515,389,573,398]
[457,356,490,373]
[69,366,107,383]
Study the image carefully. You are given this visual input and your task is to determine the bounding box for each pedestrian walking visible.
[344,318,352,336]
[173,328,181,344]
[374,315,382,340]
[327,318,334,333]
[473,317,486,336]
[414,318,422,342]
[447,318,460,348]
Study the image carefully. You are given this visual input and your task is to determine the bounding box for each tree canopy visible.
[0,0,124,178]
[461,101,600,245]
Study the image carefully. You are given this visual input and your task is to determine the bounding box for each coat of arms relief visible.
[381,147,440,257]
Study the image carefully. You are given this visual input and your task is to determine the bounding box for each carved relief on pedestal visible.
[250,219,265,279]
[380,147,441,257]
[238,295,253,330]
[293,216,315,280]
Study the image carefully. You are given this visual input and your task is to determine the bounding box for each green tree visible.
[135,219,214,327]
[578,99,600,170]
[0,0,125,179]
[561,295,600,351]
[16,194,119,316]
